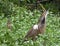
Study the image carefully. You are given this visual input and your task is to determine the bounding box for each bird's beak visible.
[45,10,49,18]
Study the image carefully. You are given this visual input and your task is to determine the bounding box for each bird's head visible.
[38,10,49,24]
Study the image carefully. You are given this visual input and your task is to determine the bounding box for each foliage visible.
[0,0,60,46]
[0,6,60,46]
[0,0,60,19]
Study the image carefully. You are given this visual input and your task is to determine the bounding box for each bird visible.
[7,18,12,30]
[23,10,49,42]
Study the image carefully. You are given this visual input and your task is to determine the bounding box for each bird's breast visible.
[33,24,38,30]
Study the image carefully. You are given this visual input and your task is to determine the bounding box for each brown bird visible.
[23,10,49,42]
[7,18,12,30]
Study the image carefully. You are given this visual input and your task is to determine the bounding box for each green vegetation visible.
[0,0,60,46]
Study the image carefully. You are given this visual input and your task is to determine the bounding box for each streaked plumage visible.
[23,10,49,42]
